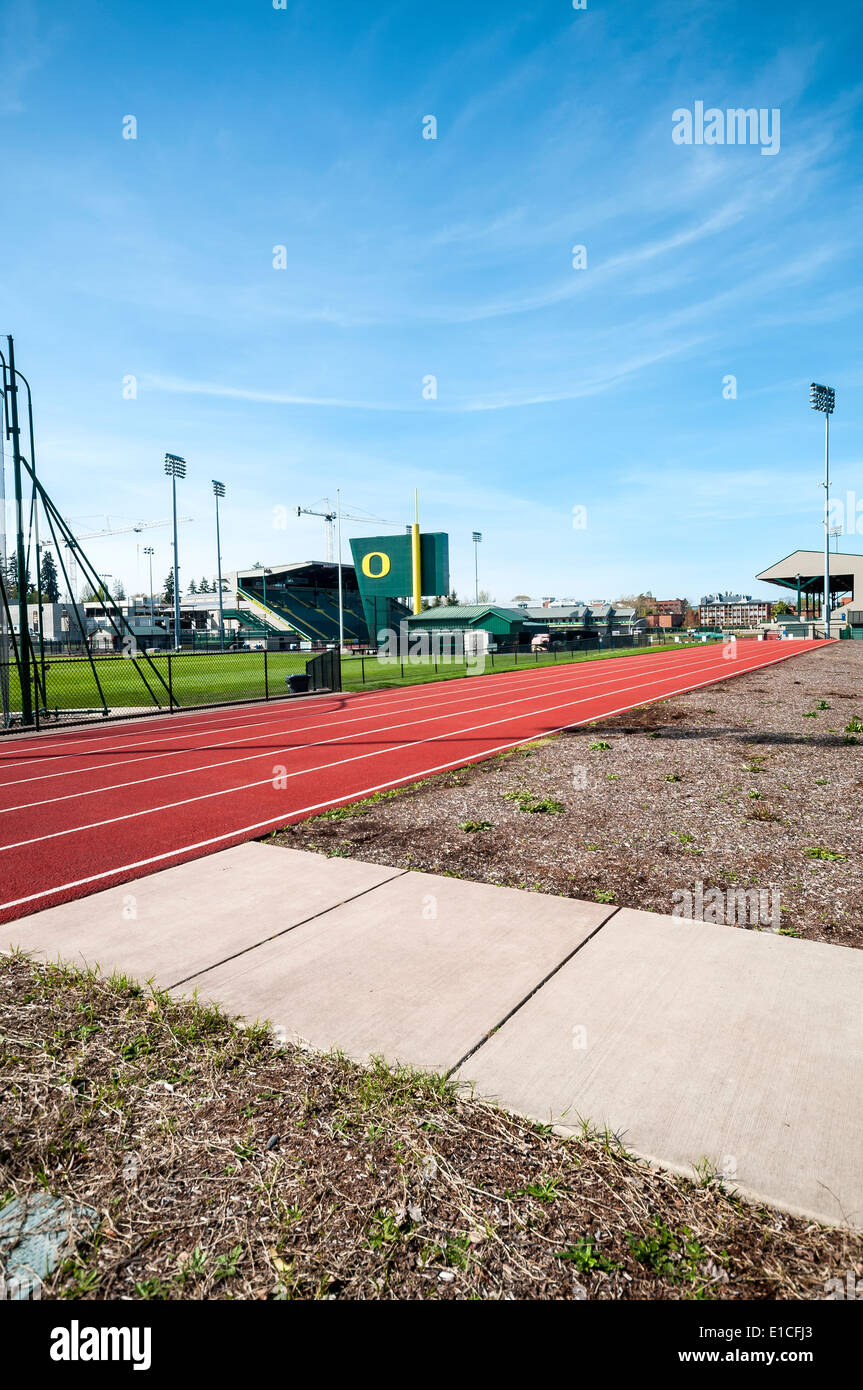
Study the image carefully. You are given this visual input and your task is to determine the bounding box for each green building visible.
[406,604,528,643]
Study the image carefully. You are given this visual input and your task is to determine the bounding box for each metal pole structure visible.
[336,487,344,653]
[164,454,186,650]
[172,472,180,647]
[810,383,835,639]
[6,337,32,725]
[472,531,482,604]
[824,411,830,638]
[410,488,422,615]
[212,480,225,650]
[144,546,155,630]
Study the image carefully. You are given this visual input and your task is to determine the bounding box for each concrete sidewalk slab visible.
[4,844,403,989]
[178,871,612,1074]
[458,907,863,1229]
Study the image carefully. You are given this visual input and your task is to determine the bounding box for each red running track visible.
[0,639,830,923]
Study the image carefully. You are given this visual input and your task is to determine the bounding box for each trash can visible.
[287,674,310,694]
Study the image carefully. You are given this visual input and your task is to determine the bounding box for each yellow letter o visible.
[361,551,391,578]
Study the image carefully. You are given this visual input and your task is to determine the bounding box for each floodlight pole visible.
[823,410,830,639]
[473,531,482,605]
[170,470,180,648]
[165,454,186,650]
[212,481,225,650]
[336,487,344,653]
[810,384,835,639]
[144,547,155,625]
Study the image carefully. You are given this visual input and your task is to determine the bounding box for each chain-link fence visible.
[340,631,706,689]
[1,647,336,732]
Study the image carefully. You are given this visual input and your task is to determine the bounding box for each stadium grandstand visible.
[226,561,408,647]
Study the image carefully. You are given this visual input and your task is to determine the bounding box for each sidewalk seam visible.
[445,905,622,1080]
[167,867,408,991]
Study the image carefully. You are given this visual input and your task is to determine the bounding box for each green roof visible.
[408,605,526,623]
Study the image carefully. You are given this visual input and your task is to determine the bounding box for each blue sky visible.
[2,0,862,605]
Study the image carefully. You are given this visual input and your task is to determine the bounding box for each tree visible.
[187,579,198,595]
[476,588,495,606]
[83,581,110,602]
[40,550,60,602]
[162,571,175,604]
[444,591,460,606]
[200,577,212,593]
[112,579,127,601]
[772,600,792,616]
[512,594,531,604]
[5,555,35,602]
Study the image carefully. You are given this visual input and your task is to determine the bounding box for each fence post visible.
[361,656,365,683]
[167,653,174,711]
[264,648,269,701]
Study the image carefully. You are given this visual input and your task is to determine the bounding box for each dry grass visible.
[1,953,860,1301]
[273,642,863,949]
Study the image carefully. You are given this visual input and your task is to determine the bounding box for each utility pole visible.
[6,337,32,724]
[472,531,482,605]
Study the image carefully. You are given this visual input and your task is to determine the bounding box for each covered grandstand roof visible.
[756,549,863,605]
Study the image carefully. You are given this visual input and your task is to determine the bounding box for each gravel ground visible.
[272,641,863,950]
[2,955,860,1301]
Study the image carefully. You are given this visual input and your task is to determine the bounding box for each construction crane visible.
[296,499,396,562]
[58,516,193,602]
[69,516,194,540]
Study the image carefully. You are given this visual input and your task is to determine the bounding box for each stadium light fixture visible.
[143,545,155,622]
[164,454,186,649]
[212,481,226,650]
[809,383,835,638]
[472,531,482,605]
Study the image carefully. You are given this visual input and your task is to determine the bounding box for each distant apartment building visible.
[699,593,772,627]
[655,598,686,616]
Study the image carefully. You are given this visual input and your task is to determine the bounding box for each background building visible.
[699,593,773,627]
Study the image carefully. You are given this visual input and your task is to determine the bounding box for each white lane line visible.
[0,645,809,853]
[0,641,824,914]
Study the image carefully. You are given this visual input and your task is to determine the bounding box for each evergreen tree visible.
[163,571,175,604]
[40,550,61,602]
[188,579,198,595]
[112,579,127,601]
[6,555,35,601]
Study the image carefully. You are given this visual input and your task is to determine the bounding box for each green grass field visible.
[3,640,713,718]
